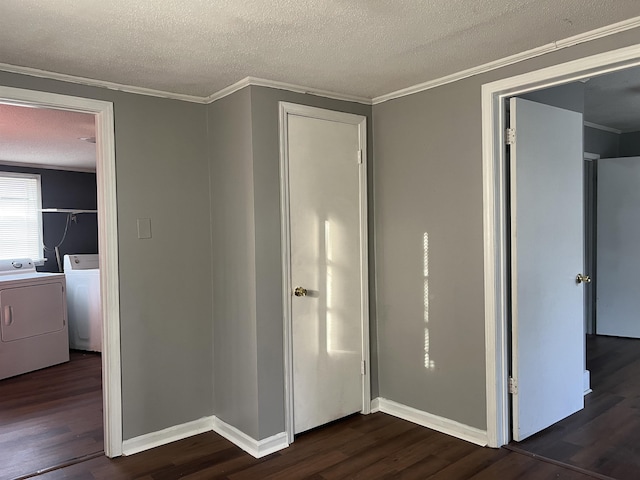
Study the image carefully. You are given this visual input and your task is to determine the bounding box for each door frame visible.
[0,86,122,456]
[583,151,600,339]
[482,43,640,448]
[278,102,370,444]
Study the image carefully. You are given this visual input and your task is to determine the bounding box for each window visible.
[0,172,44,263]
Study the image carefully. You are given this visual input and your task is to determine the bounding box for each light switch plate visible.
[137,218,152,239]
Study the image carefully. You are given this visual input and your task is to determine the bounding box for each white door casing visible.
[279,102,369,442]
[509,97,584,441]
[482,44,640,448]
[0,86,122,456]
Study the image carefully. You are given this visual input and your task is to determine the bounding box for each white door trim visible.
[482,43,640,448]
[279,102,370,444]
[0,86,122,457]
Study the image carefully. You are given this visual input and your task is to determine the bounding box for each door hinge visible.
[361,361,366,375]
[505,128,516,145]
[508,376,518,395]
[357,149,363,164]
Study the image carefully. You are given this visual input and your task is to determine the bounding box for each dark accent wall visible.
[584,126,620,158]
[620,131,640,157]
[0,164,98,272]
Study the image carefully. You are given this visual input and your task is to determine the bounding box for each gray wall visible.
[620,131,640,156]
[0,71,213,440]
[208,87,260,438]
[372,27,640,430]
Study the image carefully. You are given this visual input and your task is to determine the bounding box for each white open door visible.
[510,97,585,441]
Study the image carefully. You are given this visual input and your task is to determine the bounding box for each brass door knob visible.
[576,274,591,284]
[294,286,308,297]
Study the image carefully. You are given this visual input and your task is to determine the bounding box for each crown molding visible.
[584,121,622,135]
[0,160,96,173]
[372,15,640,105]
[1,15,639,108]
[204,77,252,103]
[0,62,210,104]
[205,76,372,105]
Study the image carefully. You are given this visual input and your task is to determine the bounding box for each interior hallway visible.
[0,351,103,480]
[511,335,640,479]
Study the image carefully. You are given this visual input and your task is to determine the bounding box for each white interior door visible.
[596,156,640,338]
[510,97,585,441]
[284,105,367,435]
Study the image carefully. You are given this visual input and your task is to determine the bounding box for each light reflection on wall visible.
[424,232,435,369]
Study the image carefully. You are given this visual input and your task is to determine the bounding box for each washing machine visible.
[0,258,69,380]
[64,254,102,352]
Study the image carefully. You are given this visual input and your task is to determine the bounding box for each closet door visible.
[597,156,640,338]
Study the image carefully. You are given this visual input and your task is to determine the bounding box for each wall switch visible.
[137,218,152,239]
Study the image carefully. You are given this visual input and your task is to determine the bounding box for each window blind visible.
[0,173,44,262]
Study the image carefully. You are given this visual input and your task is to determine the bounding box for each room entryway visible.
[0,86,122,463]
[484,42,640,480]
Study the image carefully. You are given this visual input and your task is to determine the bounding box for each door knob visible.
[294,286,308,297]
[576,274,591,284]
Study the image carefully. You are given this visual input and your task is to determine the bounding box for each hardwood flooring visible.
[4,336,636,479]
[513,335,640,480]
[29,413,598,480]
[0,351,103,480]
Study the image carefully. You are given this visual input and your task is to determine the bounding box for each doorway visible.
[0,86,122,462]
[279,102,370,443]
[501,70,640,477]
[483,43,640,448]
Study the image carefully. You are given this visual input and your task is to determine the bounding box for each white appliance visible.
[64,254,102,352]
[0,258,69,380]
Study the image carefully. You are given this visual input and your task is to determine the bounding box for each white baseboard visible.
[212,417,289,458]
[122,416,214,456]
[375,397,488,446]
[370,397,381,413]
[584,369,592,395]
[122,415,289,459]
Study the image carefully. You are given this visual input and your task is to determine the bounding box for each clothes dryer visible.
[0,258,69,380]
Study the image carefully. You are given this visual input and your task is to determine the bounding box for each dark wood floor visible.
[514,335,640,480]
[0,351,103,480]
[6,337,636,479]
[29,412,598,480]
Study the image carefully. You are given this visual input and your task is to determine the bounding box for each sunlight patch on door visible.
[424,232,435,370]
[325,219,334,353]
[324,218,354,355]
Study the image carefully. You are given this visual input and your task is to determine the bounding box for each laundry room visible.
[0,103,105,479]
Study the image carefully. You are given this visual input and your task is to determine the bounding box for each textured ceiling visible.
[0,1,639,100]
[2,2,640,170]
[0,105,95,170]
[585,67,640,132]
